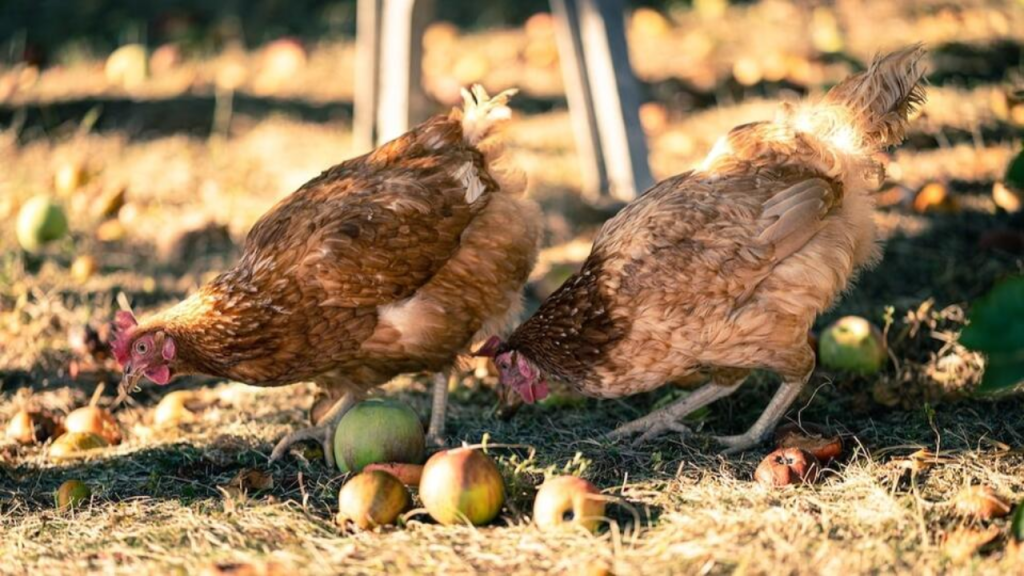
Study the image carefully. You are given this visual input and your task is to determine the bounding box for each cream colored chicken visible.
[479,46,927,452]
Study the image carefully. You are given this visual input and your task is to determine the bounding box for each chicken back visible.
[482,46,927,452]
[114,86,541,463]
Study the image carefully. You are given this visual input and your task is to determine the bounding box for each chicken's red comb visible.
[111,310,138,366]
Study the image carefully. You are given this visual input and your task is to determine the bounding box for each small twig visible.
[89,383,105,407]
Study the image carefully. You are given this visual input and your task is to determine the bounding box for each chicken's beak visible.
[115,362,144,406]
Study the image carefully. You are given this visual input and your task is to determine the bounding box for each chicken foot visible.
[714,371,811,455]
[269,392,359,468]
[607,373,746,445]
[426,371,452,447]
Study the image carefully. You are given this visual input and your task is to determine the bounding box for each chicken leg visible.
[270,391,359,468]
[607,369,748,445]
[426,371,451,447]
[714,370,812,455]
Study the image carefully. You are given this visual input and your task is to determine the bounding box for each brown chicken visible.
[478,47,926,453]
[113,86,541,465]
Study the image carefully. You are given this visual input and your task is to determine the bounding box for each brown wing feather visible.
[174,115,499,385]
[512,172,843,384]
[757,178,841,264]
[242,119,491,311]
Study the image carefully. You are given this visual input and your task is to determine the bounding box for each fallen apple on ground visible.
[754,448,820,488]
[65,405,122,445]
[153,390,201,428]
[49,431,109,460]
[5,409,64,445]
[70,255,98,284]
[818,316,887,375]
[774,422,843,464]
[55,479,92,510]
[419,447,505,526]
[362,462,424,486]
[533,475,605,533]
[333,398,425,473]
[16,196,68,253]
[336,470,411,530]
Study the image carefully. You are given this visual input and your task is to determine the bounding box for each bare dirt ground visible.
[2,1,1024,574]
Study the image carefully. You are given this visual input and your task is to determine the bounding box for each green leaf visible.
[1007,147,1024,192]
[960,276,1024,354]
[976,353,1024,394]
[1012,502,1024,543]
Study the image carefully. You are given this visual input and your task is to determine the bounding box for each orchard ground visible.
[2,1,1024,574]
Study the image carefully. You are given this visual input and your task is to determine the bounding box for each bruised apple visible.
[336,470,411,529]
[754,448,820,488]
[333,399,425,473]
[533,476,605,533]
[419,447,505,526]
[774,422,843,464]
[49,432,109,460]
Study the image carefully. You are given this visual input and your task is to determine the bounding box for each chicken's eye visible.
[135,341,149,355]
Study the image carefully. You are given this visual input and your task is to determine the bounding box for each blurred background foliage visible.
[2,0,677,63]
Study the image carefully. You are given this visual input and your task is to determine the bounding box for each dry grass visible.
[3,1,1024,574]
[3,378,1024,575]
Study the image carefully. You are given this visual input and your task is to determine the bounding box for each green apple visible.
[419,447,505,526]
[16,196,68,252]
[819,316,886,374]
[333,398,425,473]
[49,432,108,461]
[55,480,92,510]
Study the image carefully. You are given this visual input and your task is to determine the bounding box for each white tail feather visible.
[460,84,517,146]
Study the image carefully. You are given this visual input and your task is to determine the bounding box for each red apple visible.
[419,447,505,526]
[362,462,424,486]
[754,448,820,487]
[774,422,843,464]
[533,476,605,533]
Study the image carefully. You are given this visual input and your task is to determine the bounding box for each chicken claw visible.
[270,424,336,467]
[713,374,810,455]
[631,420,692,446]
[270,391,358,468]
[607,379,744,445]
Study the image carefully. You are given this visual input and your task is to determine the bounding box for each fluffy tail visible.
[459,84,517,146]
[823,45,927,149]
[455,84,527,197]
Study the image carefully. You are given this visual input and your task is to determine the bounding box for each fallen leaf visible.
[226,468,274,492]
[993,182,1022,213]
[913,182,959,214]
[952,485,1011,520]
[942,526,1000,563]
